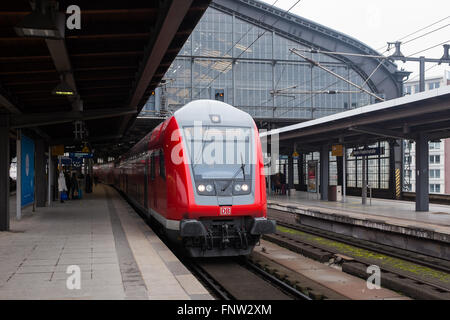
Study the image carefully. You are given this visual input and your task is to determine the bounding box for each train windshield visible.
[183,126,254,180]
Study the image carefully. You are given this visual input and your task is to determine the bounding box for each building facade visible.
[141,0,406,198]
[403,71,450,194]
[404,71,450,95]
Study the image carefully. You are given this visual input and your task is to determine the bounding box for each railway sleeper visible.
[263,233,333,263]
[342,261,450,300]
[249,252,347,300]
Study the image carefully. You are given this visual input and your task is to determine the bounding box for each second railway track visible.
[267,208,450,300]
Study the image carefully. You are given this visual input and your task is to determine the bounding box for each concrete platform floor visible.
[269,191,450,234]
[0,185,212,300]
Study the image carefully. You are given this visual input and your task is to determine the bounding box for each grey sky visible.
[260,0,450,81]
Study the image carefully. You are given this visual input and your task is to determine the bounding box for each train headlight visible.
[198,184,205,192]
[233,182,250,194]
[206,184,213,192]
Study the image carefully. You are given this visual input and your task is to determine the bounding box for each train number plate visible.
[220,206,232,216]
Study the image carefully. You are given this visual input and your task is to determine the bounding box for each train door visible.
[125,170,128,195]
[144,157,148,209]
[150,152,157,209]
[120,169,125,191]
[158,149,167,215]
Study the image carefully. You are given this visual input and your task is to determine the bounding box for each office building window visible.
[405,86,411,94]
[430,169,440,179]
[429,141,441,150]
[430,155,440,164]
[430,184,441,193]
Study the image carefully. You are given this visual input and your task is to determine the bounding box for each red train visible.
[94,100,276,257]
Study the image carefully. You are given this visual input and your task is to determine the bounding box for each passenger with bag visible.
[78,173,84,199]
[58,171,68,203]
[70,172,79,199]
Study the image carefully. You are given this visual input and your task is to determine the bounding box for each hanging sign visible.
[331,145,343,157]
[69,152,93,158]
[21,134,35,207]
[351,147,384,157]
[51,145,64,156]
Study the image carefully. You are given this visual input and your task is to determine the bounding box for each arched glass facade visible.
[140,4,395,195]
[142,7,377,120]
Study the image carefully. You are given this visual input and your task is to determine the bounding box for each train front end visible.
[171,100,276,257]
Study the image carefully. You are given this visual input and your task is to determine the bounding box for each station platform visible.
[268,192,450,260]
[0,185,212,300]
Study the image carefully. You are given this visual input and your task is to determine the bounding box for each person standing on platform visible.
[64,171,71,199]
[85,173,92,193]
[78,172,85,199]
[57,171,67,203]
[71,172,79,200]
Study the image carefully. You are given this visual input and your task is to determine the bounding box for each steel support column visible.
[0,113,10,231]
[320,145,329,200]
[362,155,367,205]
[47,145,52,206]
[419,56,425,93]
[288,155,294,195]
[297,153,305,191]
[337,154,343,186]
[35,139,46,207]
[394,140,402,199]
[415,133,429,211]
[342,145,347,203]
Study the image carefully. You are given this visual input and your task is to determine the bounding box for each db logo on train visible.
[220,206,232,216]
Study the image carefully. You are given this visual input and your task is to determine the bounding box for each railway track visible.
[185,257,312,300]
[120,189,311,300]
[268,208,450,273]
[267,209,450,300]
[120,188,450,300]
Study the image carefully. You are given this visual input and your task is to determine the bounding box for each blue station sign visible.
[69,152,93,159]
[351,147,384,157]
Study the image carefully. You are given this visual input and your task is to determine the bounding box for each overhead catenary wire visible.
[192,0,280,85]
[407,39,450,56]
[290,48,384,101]
[290,49,388,59]
[401,23,449,46]
[408,63,439,81]
[273,65,342,114]
[276,79,341,118]
[271,65,339,99]
[375,15,449,51]
[194,0,304,98]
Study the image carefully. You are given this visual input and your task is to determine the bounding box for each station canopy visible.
[0,0,211,157]
[261,86,450,153]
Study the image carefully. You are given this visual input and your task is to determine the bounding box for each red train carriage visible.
[94,100,276,257]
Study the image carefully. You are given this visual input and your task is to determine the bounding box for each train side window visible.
[150,153,156,180]
[159,150,166,179]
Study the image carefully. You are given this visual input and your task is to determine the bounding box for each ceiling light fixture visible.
[14,0,65,39]
[52,73,75,96]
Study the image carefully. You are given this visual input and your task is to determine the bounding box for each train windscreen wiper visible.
[221,154,245,192]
